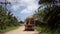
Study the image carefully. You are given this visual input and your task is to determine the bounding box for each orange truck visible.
[24,16,35,31]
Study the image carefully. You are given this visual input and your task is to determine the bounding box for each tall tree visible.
[0,6,19,29]
[34,0,60,29]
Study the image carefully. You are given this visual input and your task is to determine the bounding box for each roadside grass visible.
[35,25,60,34]
[0,25,20,34]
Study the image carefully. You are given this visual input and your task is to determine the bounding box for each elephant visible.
[24,16,35,31]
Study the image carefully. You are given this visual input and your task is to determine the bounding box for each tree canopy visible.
[0,6,19,29]
[34,0,60,29]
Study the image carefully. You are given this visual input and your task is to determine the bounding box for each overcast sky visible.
[0,0,39,21]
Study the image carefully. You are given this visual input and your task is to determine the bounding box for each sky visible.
[0,0,39,21]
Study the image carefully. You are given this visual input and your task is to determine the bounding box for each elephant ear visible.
[28,16,34,20]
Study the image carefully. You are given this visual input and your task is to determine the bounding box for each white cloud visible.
[0,0,5,2]
[0,0,39,21]
[19,0,35,4]
[21,4,39,14]
[19,0,39,14]
[27,4,39,10]
[7,0,39,12]
[1,0,39,14]
[11,4,20,11]
[7,0,17,3]
[0,0,39,12]
[21,9,31,14]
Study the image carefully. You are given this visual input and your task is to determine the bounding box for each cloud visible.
[6,0,39,21]
[0,0,5,2]
[11,4,20,11]
[20,4,39,14]
[20,9,31,14]
[7,0,17,3]
[7,0,39,12]
[20,0,39,14]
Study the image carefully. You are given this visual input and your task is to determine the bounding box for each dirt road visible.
[4,25,39,34]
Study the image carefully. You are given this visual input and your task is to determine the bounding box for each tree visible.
[0,6,19,29]
[34,0,60,29]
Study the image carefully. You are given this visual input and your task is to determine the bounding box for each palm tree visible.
[0,6,20,29]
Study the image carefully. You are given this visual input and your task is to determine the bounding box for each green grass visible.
[0,25,20,34]
[35,25,60,34]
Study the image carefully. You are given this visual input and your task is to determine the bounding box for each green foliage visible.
[34,6,60,29]
[39,0,59,5]
[0,25,20,34]
[34,0,60,29]
[0,6,20,29]
[34,0,60,34]
[35,25,60,34]
[34,9,46,23]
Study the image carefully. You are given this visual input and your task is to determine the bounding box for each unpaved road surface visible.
[4,25,39,34]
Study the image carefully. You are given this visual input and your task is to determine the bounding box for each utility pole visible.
[0,0,11,14]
